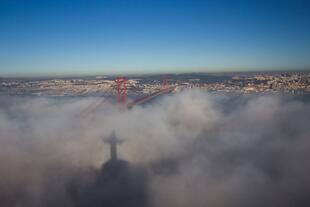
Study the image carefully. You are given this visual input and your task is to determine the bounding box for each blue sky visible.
[0,0,309,76]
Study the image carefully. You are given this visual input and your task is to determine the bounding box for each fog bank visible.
[0,91,310,207]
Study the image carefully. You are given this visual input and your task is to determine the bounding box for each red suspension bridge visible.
[79,76,175,116]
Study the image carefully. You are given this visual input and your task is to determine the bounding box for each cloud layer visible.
[0,91,310,207]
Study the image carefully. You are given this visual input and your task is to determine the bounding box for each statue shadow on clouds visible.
[67,132,149,207]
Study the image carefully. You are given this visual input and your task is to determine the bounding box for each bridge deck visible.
[127,86,175,108]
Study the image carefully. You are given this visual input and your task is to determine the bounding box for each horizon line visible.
[1,69,310,79]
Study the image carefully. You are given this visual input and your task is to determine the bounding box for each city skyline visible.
[0,0,310,76]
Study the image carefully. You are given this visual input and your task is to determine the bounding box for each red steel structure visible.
[116,76,127,105]
[116,76,175,108]
[162,75,169,89]
[127,85,175,108]
[79,76,175,115]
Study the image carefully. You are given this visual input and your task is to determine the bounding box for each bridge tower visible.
[162,75,170,89]
[116,76,127,105]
